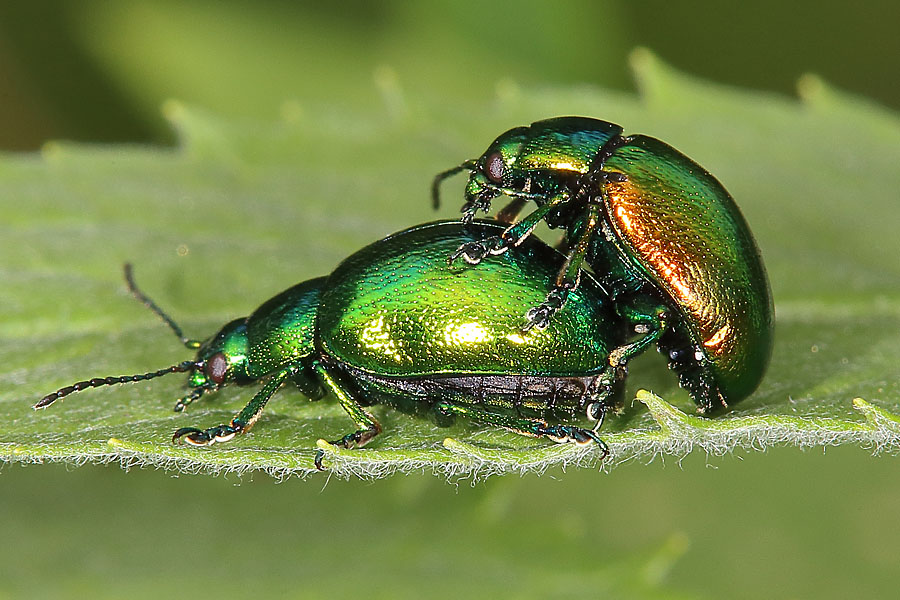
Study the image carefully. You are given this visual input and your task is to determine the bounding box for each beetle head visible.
[457,127,530,217]
[432,126,529,215]
[189,318,251,388]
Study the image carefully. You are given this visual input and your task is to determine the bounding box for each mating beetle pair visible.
[36,117,773,463]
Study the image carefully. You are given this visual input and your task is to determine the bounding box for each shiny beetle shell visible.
[318,221,624,380]
[600,135,772,403]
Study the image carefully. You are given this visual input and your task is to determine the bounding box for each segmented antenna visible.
[124,263,201,349]
[33,360,198,409]
[431,160,476,210]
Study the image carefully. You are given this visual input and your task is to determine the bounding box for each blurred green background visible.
[3,1,899,598]
[2,1,900,151]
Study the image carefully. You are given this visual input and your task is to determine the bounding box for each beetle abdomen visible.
[347,367,609,418]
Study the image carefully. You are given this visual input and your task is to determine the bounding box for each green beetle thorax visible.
[516,116,624,175]
[465,117,625,208]
[191,318,251,387]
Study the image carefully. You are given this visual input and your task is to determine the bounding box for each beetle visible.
[35,221,647,468]
[432,116,774,412]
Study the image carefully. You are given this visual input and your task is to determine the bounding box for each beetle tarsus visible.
[173,385,213,412]
[313,425,381,471]
[460,191,495,223]
[448,236,506,266]
[333,426,380,450]
[523,306,552,331]
[523,289,570,331]
[172,427,209,445]
[314,448,327,471]
[540,424,610,458]
[172,423,241,446]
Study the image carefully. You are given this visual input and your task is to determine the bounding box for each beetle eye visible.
[205,352,228,384]
[484,152,504,184]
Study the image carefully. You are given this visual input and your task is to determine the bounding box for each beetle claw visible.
[523,307,551,331]
[172,427,210,445]
[314,448,327,471]
[460,193,494,223]
[448,236,506,266]
[172,424,240,446]
[541,425,610,458]
[523,289,569,332]
[313,426,380,471]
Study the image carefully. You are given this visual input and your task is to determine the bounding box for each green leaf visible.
[3,52,899,479]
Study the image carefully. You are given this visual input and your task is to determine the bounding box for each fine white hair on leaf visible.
[3,393,898,483]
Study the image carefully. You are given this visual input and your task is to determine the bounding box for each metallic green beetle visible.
[433,117,774,412]
[35,221,641,467]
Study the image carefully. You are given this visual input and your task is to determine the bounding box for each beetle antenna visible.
[33,360,199,409]
[124,263,202,349]
[431,160,476,210]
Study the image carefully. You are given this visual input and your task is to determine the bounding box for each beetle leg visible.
[557,203,599,287]
[173,366,295,446]
[312,362,382,470]
[173,383,218,412]
[523,289,569,331]
[588,402,608,431]
[450,191,571,267]
[495,197,528,224]
[607,300,670,368]
[460,195,494,223]
[448,235,507,265]
[291,368,326,401]
[682,365,726,414]
[522,203,600,330]
[434,400,609,459]
[659,335,727,413]
[585,367,625,426]
[499,190,571,245]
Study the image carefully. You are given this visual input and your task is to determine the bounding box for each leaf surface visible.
[3,53,899,479]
